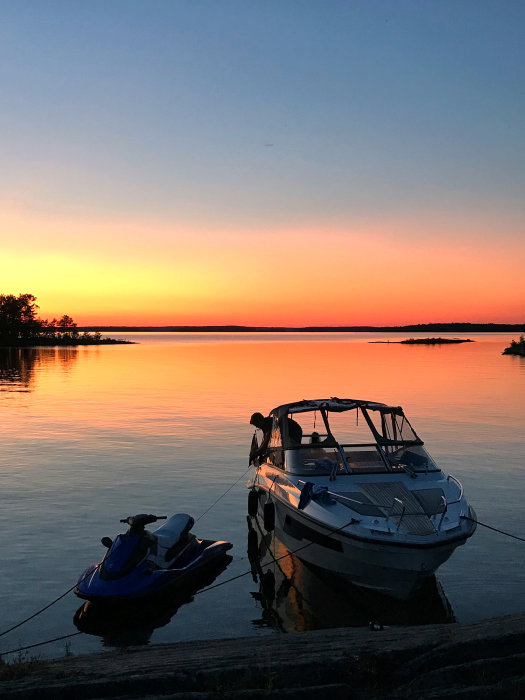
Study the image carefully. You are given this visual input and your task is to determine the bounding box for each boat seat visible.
[345,450,378,461]
[345,450,386,472]
[413,488,446,515]
[154,513,194,549]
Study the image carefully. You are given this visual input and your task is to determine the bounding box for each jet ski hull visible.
[75,539,232,602]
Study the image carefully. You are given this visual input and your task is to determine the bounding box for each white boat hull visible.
[257,493,471,600]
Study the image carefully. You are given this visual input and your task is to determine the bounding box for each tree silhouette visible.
[0,294,43,344]
[57,314,78,336]
[0,293,129,346]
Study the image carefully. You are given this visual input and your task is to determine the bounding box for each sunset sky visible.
[1,1,524,326]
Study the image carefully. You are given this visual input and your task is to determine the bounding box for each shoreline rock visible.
[2,612,525,698]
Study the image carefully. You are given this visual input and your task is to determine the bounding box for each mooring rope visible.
[460,515,525,543]
[0,564,100,639]
[195,466,252,523]
[0,632,83,658]
[194,515,359,597]
[197,510,525,598]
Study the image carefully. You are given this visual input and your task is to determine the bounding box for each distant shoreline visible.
[0,337,134,348]
[77,323,524,333]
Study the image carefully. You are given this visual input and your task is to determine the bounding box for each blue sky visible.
[1,1,524,324]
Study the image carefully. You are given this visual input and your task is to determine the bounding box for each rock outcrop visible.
[2,613,525,699]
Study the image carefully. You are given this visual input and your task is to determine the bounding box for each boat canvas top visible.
[266,397,424,454]
[272,397,396,416]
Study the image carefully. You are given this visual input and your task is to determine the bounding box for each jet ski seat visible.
[154,513,195,549]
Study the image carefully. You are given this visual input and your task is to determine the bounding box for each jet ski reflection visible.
[74,554,232,648]
[247,515,455,632]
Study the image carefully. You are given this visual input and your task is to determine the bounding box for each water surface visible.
[1,332,524,658]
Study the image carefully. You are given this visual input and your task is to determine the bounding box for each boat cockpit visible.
[252,398,439,477]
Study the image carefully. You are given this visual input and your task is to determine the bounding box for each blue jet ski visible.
[75,513,233,602]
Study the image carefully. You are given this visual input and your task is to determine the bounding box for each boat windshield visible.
[285,441,388,476]
[274,402,438,475]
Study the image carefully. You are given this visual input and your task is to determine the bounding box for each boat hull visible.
[256,492,472,599]
[247,513,456,628]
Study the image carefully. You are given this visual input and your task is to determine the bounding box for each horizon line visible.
[77,322,525,332]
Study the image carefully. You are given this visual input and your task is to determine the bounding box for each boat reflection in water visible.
[73,554,232,648]
[247,515,454,632]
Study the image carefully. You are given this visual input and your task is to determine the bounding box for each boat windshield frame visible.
[265,398,439,476]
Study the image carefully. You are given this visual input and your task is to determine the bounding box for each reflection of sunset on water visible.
[3,335,523,443]
[1,334,521,474]
[0,347,79,390]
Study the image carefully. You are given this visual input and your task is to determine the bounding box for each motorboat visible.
[247,398,476,599]
[75,513,233,602]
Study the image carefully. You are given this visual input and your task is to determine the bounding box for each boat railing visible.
[320,487,464,535]
[437,495,448,531]
[309,489,418,530]
[389,497,406,531]
[293,477,463,530]
[446,474,463,503]
[327,491,371,508]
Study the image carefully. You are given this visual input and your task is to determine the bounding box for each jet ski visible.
[74,512,233,602]
[74,552,232,646]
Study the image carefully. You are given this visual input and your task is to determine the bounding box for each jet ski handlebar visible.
[119,514,167,531]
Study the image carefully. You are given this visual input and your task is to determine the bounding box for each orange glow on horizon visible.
[1,202,524,326]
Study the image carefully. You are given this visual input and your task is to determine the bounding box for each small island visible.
[502,335,525,356]
[400,337,473,345]
[370,337,473,345]
[0,294,133,346]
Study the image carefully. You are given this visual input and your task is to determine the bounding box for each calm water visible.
[1,332,524,659]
